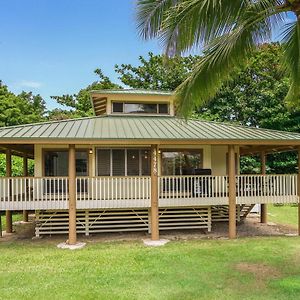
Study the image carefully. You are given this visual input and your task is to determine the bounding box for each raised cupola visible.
[90,89,174,116]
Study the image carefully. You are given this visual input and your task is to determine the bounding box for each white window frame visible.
[111,101,170,115]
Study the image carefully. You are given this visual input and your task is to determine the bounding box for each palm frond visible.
[136,0,178,39]
[281,21,300,107]
[175,15,273,116]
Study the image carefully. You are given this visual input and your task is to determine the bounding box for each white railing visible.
[237,174,298,204]
[159,176,229,206]
[0,177,68,210]
[76,176,151,208]
[0,175,298,210]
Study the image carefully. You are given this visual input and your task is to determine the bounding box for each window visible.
[158,103,169,114]
[96,149,151,176]
[44,151,68,176]
[97,149,110,176]
[44,150,88,176]
[112,102,123,113]
[141,150,151,175]
[112,149,125,176]
[112,101,169,115]
[127,149,140,176]
[161,150,203,175]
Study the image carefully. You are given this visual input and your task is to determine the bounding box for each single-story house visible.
[0,89,299,244]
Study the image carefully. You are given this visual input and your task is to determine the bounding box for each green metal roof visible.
[0,115,300,144]
[90,89,173,96]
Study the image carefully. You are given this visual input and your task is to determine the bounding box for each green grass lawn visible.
[268,205,298,228]
[0,237,300,300]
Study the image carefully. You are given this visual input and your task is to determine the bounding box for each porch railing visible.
[0,174,298,210]
[0,177,68,210]
[159,175,229,206]
[236,174,298,204]
[76,177,151,209]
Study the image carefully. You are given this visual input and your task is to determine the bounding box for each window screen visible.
[97,149,111,176]
[112,149,125,176]
[141,150,151,175]
[127,149,140,175]
[112,102,123,113]
[158,103,169,114]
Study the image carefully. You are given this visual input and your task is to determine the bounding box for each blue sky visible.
[0,1,297,110]
[0,0,161,109]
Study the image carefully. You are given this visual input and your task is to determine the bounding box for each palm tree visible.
[136,0,299,116]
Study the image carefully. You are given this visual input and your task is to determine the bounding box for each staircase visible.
[239,204,255,220]
[211,204,255,223]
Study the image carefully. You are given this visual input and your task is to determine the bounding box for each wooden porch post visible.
[150,144,159,241]
[298,147,300,236]
[260,151,267,223]
[5,149,13,233]
[228,145,236,239]
[23,156,29,222]
[68,144,77,245]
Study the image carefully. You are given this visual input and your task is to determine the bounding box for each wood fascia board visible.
[0,139,300,146]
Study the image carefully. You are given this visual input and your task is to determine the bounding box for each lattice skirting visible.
[35,207,212,236]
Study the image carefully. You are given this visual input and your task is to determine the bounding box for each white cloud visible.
[19,80,42,89]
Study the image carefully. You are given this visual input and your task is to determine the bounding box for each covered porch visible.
[0,115,300,243]
[0,142,299,242]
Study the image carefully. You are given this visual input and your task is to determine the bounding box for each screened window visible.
[112,149,125,176]
[127,149,140,176]
[96,149,150,176]
[112,101,169,115]
[97,149,111,176]
[141,150,151,175]
[161,150,203,175]
[158,103,169,114]
[112,102,123,113]
[44,150,88,176]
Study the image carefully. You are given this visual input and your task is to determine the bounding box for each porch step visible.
[211,204,255,222]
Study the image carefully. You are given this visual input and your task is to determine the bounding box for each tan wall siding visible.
[211,145,240,176]
[34,144,237,177]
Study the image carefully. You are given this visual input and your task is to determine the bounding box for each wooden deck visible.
[0,174,298,210]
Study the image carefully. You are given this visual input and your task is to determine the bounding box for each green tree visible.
[0,81,46,126]
[199,44,298,130]
[136,0,300,116]
[115,52,199,90]
[50,69,121,118]
[195,43,299,174]
[0,82,45,176]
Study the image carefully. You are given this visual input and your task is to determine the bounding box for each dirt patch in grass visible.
[235,262,281,287]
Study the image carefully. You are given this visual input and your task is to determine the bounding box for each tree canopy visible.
[136,0,300,116]
[1,43,299,174]
[0,81,46,126]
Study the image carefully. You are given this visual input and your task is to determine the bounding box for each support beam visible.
[5,149,12,233]
[68,144,77,245]
[298,147,300,236]
[260,152,267,224]
[23,156,29,222]
[150,144,159,241]
[228,145,236,239]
